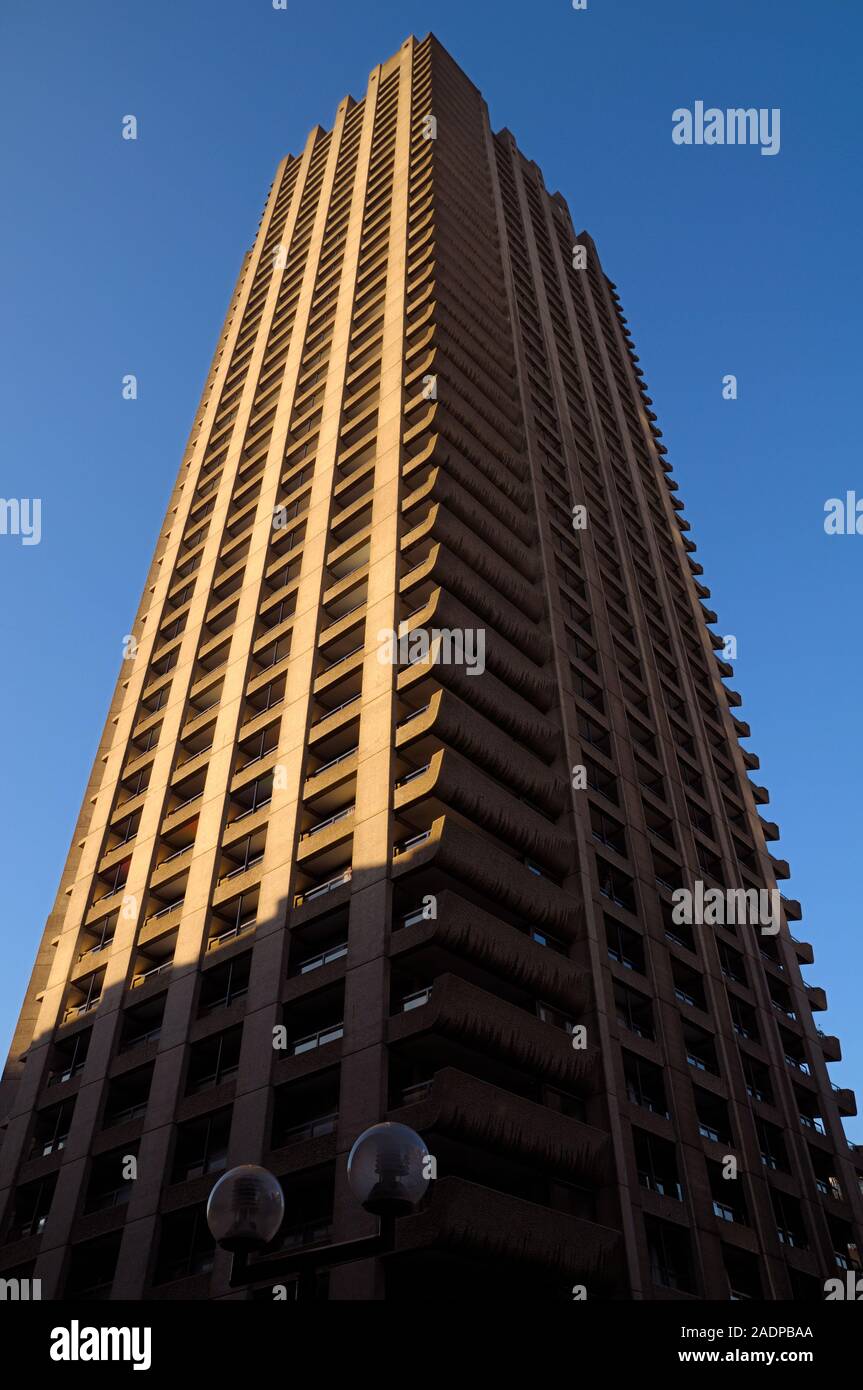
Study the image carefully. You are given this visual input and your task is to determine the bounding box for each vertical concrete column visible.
[215,82,386,1297]
[330,39,415,1301]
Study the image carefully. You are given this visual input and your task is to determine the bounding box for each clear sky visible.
[0,0,860,1137]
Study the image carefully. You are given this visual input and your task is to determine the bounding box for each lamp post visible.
[206,1121,430,1296]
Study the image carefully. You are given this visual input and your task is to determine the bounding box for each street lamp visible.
[206,1122,430,1294]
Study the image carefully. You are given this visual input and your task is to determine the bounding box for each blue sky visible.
[0,0,860,1136]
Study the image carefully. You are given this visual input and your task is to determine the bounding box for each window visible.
[185,1025,243,1094]
[634,1130,683,1200]
[30,1099,75,1158]
[85,1145,139,1212]
[102,1065,153,1129]
[772,1190,808,1250]
[683,1021,719,1075]
[154,1205,216,1284]
[197,953,251,1015]
[171,1108,232,1183]
[271,1070,340,1149]
[46,1028,91,1086]
[708,1160,748,1225]
[645,1216,695,1292]
[623,1052,669,1118]
[605,916,645,973]
[590,807,627,856]
[63,1233,121,1300]
[614,979,655,1040]
[596,858,637,912]
[7,1175,56,1239]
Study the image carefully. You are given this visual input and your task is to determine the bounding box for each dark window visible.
[645,1216,695,1292]
[185,1025,243,1094]
[171,1108,232,1183]
[154,1205,216,1284]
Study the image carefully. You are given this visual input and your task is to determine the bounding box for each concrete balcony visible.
[832,1086,857,1117]
[788,934,814,966]
[394,748,572,876]
[389,1066,611,1184]
[415,586,556,711]
[387,971,596,1091]
[392,888,587,1011]
[396,687,565,814]
[817,1031,842,1062]
[400,539,548,663]
[392,814,580,935]
[393,1175,620,1287]
[402,479,535,584]
[397,655,558,761]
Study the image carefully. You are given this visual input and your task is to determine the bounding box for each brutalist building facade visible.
[1,35,860,1301]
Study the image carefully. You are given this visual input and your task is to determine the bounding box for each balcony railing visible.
[64,997,101,1022]
[784,1054,810,1074]
[294,869,352,906]
[279,1218,332,1251]
[297,943,348,975]
[78,938,114,961]
[393,831,431,856]
[799,1113,826,1135]
[309,746,358,779]
[290,1023,344,1055]
[397,904,428,931]
[207,917,256,950]
[131,961,172,988]
[318,642,363,674]
[105,1101,147,1127]
[218,853,264,883]
[231,795,272,824]
[396,703,430,729]
[148,897,185,922]
[401,987,432,1012]
[279,1112,338,1143]
[301,806,355,840]
[395,764,430,789]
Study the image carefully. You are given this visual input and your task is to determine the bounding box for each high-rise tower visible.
[1,34,859,1302]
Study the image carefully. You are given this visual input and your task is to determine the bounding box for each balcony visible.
[395,688,562,812]
[391,815,579,935]
[788,933,814,966]
[289,1023,344,1056]
[293,868,352,908]
[393,1176,620,1288]
[390,888,587,1012]
[818,1031,842,1062]
[832,1085,857,1117]
[388,972,595,1091]
[389,1066,610,1184]
[393,749,571,877]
